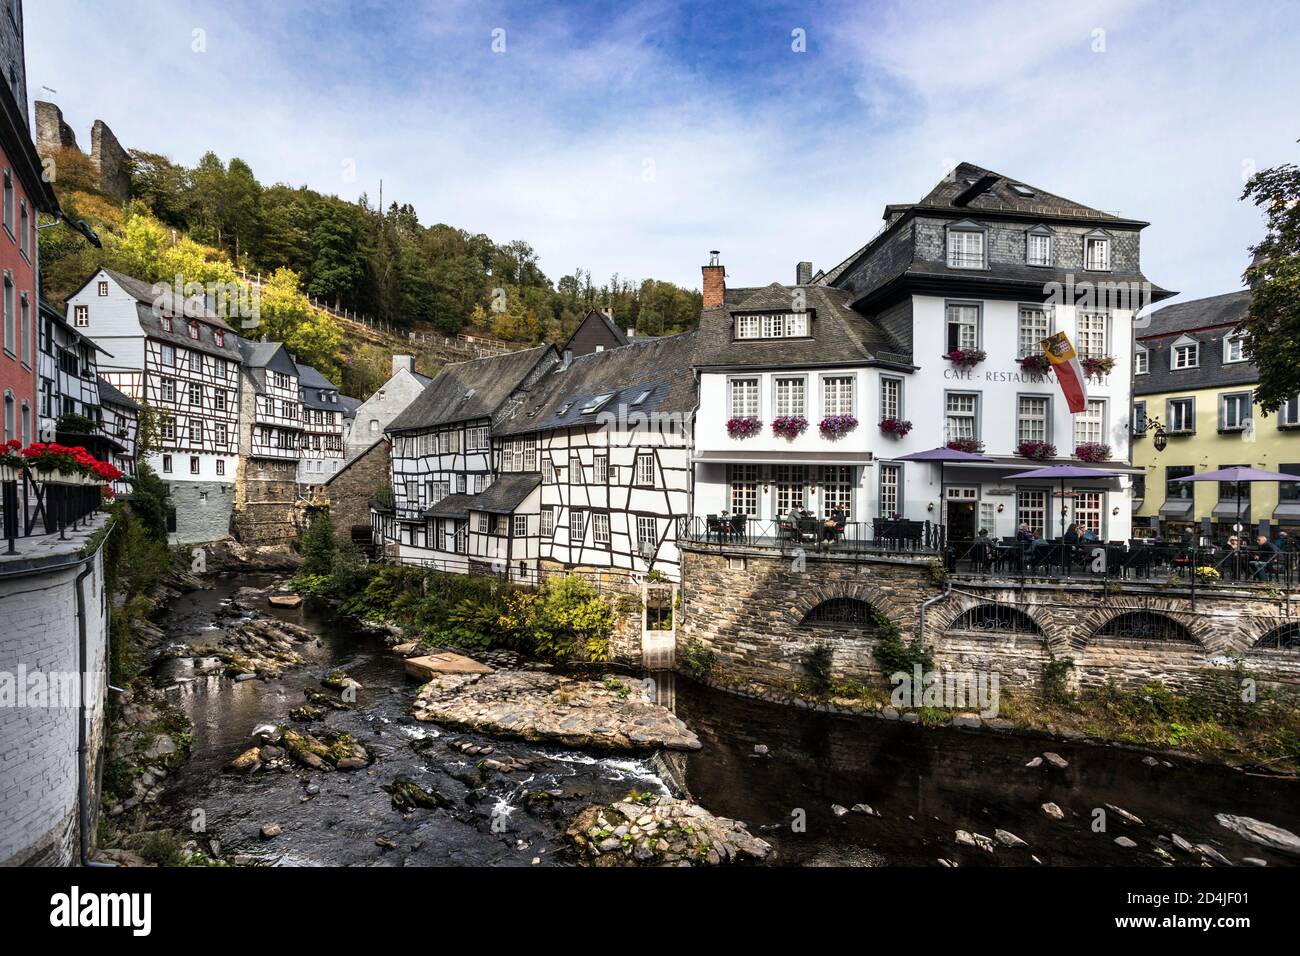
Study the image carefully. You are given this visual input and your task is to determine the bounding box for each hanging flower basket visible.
[878,417,912,438]
[1016,440,1057,461]
[0,439,22,482]
[1075,442,1112,462]
[820,414,859,439]
[1080,356,1115,378]
[946,437,984,453]
[726,416,762,439]
[946,348,986,368]
[16,442,123,486]
[1018,354,1051,375]
[771,415,808,439]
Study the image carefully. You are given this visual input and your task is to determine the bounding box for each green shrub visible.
[873,625,932,679]
[680,642,717,681]
[299,514,336,577]
[498,574,615,661]
[801,643,835,694]
[1041,651,1076,706]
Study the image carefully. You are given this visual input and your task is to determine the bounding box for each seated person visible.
[1062,523,1080,546]
[1251,534,1281,579]
[1015,522,1035,544]
[1081,527,1100,544]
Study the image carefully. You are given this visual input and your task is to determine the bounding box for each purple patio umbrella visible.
[897,446,992,544]
[1004,463,1122,539]
[1175,466,1300,534]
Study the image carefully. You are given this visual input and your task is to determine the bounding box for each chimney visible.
[600,305,614,320]
[796,261,812,285]
[392,354,415,375]
[626,327,635,339]
[702,250,725,310]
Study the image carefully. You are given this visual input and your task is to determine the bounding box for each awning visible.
[1273,503,1300,524]
[1212,500,1251,520]
[692,450,874,466]
[1159,498,1194,517]
[938,456,1144,476]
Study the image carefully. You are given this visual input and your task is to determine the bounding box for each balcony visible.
[2,468,108,555]
[678,516,942,557]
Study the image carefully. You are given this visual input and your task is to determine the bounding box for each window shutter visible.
[1218,396,1226,431]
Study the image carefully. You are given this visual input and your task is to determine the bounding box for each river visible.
[147,575,1300,867]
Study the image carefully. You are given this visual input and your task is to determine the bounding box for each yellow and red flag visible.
[1042,331,1088,414]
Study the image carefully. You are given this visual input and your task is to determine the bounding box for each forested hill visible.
[39,144,702,350]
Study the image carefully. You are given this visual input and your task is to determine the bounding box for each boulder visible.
[1041,802,1065,820]
[259,822,282,839]
[1214,814,1300,856]
[1042,752,1069,769]
[404,652,494,681]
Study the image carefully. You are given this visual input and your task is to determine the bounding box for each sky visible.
[25,0,1300,302]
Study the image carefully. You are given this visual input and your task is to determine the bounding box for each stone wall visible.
[0,515,111,866]
[232,459,300,546]
[167,480,234,546]
[33,101,130,203]
[325,438,389,544]
[679,546,1300,696]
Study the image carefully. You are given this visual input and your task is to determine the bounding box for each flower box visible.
[1080,356,1115,378]
[878,417,912,438]
[771,415,808,439]
[820,414,859,439]
[1016,440,1057,461]
[946,348,986,368]
[1075,442,1112,462]
[1018,354,1051,375]
[726,417,762,439]
[0,464,17,483]
[946,437,985,453]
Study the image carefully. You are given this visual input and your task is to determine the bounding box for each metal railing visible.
[943,536,1300,589]
[1,468,107,554]
[390,553,644,593]
[678,515,943,556]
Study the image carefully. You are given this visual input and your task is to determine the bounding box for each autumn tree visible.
[1241,157,1300,413]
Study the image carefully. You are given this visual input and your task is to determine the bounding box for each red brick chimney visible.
[702,250,725,310]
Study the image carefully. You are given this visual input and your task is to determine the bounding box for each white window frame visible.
[1134,344,1148,375]
[774,376,806,417]
[637,515,657,548]
[946,228,985,269]
[1026,230,1052,267]
[569,509,585,543]
[540,507,554,537]
[592,512,611,545]
[944,391,979,443]
[1076,311,1109,360]
[1073,398,1106,446]
[1017,306,1051,358]
[727,464,759,516]
[1084,236,1111,271]
[728,377,759,419]
[1017,395,1050,444]
[593,453,608,483]
[1220,392,1252,432]
[878,462,900,518]
[1223,333,1247,365]
[879,376,901,421]
[945,302,980,351]
[823,375,855,417]
[636,453,654,486]
[512,514,527,538]
[1172,342,1199,370]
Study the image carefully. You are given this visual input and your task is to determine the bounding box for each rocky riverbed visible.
[567,793,772,866]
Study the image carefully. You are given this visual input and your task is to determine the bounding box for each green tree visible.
[300,513,336,576]
[1241,158,1300,413]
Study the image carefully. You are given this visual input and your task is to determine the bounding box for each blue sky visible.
[26,0,1300,302]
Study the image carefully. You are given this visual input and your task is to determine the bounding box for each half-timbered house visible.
[382,345,557,568]
[95,374,139,495]
[234,340,304,543]
[494,332,697,582]
[295,361,345,484]
[67,268,243,544]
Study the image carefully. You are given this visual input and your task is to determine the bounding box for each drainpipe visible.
[918,579,952,646]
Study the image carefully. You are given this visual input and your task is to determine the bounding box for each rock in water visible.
[225,747,262,773]
[259,823,282,839]
[1042,752,1069,769]
[566,794,771,866]
[831,804,849,817]
[1114,836,1138,848]
[955,830,994,852]
[1197,844,1233,866]
[851,804,880,817]
[1215,814,1300,856]
[1105,804,1144,826]
[385,777,450,812]
[995,829,1027,847]
[1025,757,1043,768]
[1041,802,1065,820]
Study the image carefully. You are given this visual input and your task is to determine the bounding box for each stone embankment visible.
[412,670,701,752]
[567,794,772,866]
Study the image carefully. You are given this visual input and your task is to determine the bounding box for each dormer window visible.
[214,330,224,347]
[1171,335,1199,370]
[1223,333,1246,364]
[161,315,172,332]
[734,312,809,339]
[1134,344,1149,375]
[1009,183,1036,198]
[1026,225,1052,266]
[1084,232,1111,271]
[946,222,985,269]
[188,321,200,340]
[581,393,615,414]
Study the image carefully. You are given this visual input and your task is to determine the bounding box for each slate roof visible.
[465,474,541,514]
[1134,290,1257,396]
[296,362,338,390]
[96,375,138,410]
[338,395,362,420]
[237,338,299,394]
[692,283,908,370]
[564,308,630,353]
[424,493,474,519]
[83,268,245,363]
[295,361,344,411]
[101,268,240,332]
[495,332,698,437]
[387,346,555,433]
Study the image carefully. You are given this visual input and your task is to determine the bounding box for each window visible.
[878,463,900,517]
[879,377,901,421]
[1084,235,1110,270]
[19,201,28,257]
[1017,395,1049,444]
[1282,396,1300,428]
[188,322,200,340]
[495,515,509,536]
[1074,491,1103,536]
[1166,464,1194,501]
[774,465,807,515]
[214,423,227,445]
[97,281,109,297]
[73,304,89,327]
[1134,344,1148,375]
[513,515,527,537]
[188,420,201,443]
[1074,399,1105,446]
[160,416,174,441]
[1223,334,1246,364]
[161,316,172,333]
[467,425,489,451]
[946,228,985,269]
[1172,340,1199,369]
[945,392,978,442]
[523,439,537,471]
[728,377,759,418]
[159,377,175,403]
[2,169,10,235]
[825,375,855,417]
[734,314,760,339]
[945,303,979,351]
[18,294,27,365]
[637,516,657,548]
[1026,230,1051,266]
[592,513,610,545]
[569,451,581,481]
[1,272,10,355]
[1017,307,1050,358]
[214,330,224,347]
[1279,465,1300,503]
[189,456,200,475]
[820,465,853,519]
[542,458,556,484]
[214,390,226,412]
[735,313,808,339]
[189,383,202,406]
[1220,392,1251,432]
[457,474,466,494]
[162,454,172,473]
[581,392,615,414]
[477,512,490,533]
[1016,489,1047,537]
[160,343,175,365]
[1168,397,1195,433]
[594,453,608,483]
[727,464,758,516]
[1219,463,1251,504]
[541,507,554,536]
[570,510,585,543]
[216,459,225,476]
[1132,401,1147,436]
[635,453,654,485]
[1076,311,1108,359]
[771,377,804,418]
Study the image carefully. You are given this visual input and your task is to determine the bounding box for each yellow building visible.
[1132,289,1300,539]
